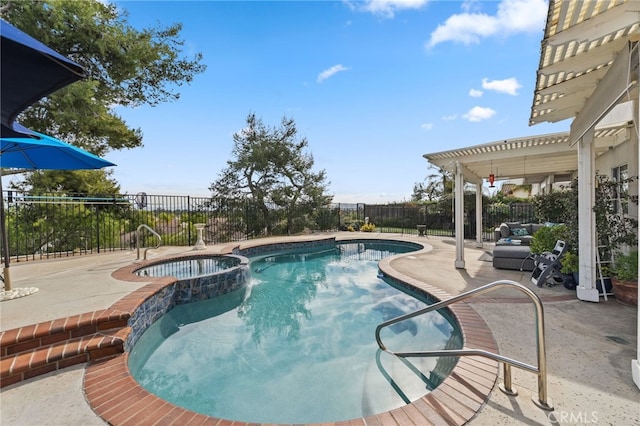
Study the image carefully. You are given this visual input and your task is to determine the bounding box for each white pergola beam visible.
[571,43,638,145]
[536,67,609,96]
[475,179,483,248]
[540,40,626,76]
[454,162,465,269]
[546,3,639,47]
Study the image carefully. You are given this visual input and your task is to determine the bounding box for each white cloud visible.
[426,0,547,48]
[469,89,483,97]
[442,114,457,121]
[461,0,481,13]
[482,77,521,95]
[317,64,350,83]
[463,106,496,122]
[421,122,433,130]
[348,0,429,18]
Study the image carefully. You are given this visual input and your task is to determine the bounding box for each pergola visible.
[424,126,629,188]
[531,0,638,389]
[424,0,639,389]
[423,123,631,272]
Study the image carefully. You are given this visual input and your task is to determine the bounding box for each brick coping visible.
[84,305,500,425]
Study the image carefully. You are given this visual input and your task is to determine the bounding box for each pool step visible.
[0,309,130,388]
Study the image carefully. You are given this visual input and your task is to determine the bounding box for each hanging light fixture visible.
[488,160,495,188]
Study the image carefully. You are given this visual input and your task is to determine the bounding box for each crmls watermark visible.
[548,411,599,424]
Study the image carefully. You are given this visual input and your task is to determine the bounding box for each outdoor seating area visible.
[491,221,548,271]
[493,221,547,245]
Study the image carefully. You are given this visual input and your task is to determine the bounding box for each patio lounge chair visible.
[530,240,567,287]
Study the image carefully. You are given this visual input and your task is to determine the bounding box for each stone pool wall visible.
[125,256,249,351]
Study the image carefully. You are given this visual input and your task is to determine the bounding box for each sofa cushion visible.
[511,227,529,237]
[505,222,521,229]
[500,223,510,238]
[531,223,546,234]
[520,235,533,245]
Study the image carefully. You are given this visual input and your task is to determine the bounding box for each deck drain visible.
[606,335,629,345]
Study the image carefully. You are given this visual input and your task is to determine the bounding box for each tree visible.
[210,114,332,235]
[412,165,451,202]
[1,0,206,191]
[9,169,121,196]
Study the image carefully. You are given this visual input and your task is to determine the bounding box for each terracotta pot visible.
[611,278,638,306]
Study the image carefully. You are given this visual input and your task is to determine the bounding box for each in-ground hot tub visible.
[133,254,250,303]
[126,254,250,347]
[135,255,243,279]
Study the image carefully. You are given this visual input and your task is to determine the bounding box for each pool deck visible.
[1,233,638,425]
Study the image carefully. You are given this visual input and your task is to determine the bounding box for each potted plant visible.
[560,251,579,286]
[611,250,638,306]
[591,173,638,297]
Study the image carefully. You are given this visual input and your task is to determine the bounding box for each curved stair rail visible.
[375,279,553,411]
[136,224,162,260]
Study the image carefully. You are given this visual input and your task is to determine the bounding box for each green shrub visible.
[613,250,638,281]
[315,208,337,231]
[560,252,579,274]
[530,224,569,254]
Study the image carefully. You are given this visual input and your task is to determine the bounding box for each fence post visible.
[95,207,100,254]
[402,204,405,235]
[187,196,192,245]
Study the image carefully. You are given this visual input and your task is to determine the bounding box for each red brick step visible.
[0,309,130,388]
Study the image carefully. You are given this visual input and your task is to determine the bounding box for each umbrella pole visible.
[0,174,11,291]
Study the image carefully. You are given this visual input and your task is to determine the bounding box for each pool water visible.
[128,242,462,424]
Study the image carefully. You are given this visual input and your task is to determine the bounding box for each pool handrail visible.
[136,224,162,260]
[375,279,553,411]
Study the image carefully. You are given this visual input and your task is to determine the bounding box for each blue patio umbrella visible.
[0,20,115,293]
[1,126,116,170]
[1,19,86,138]
[0,128,116,294]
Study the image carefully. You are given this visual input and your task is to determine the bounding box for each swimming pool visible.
[127,241,462,424]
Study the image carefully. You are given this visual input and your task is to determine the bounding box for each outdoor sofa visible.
[492,222,546,271]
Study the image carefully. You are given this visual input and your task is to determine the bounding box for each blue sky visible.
[105,0,569,203]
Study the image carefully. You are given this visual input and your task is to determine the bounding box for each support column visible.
[475,179,483,248]
[576,128,599,302]
[546,174,555,194]
[454,162,465,269]
[633,93,640,391]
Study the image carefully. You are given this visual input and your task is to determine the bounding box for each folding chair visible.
[530,240,568,287]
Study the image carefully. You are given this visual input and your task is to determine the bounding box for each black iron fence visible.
[0,191,534,262]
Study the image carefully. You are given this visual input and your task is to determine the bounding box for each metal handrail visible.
[375,279,553,411]
[136,224,162,260]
